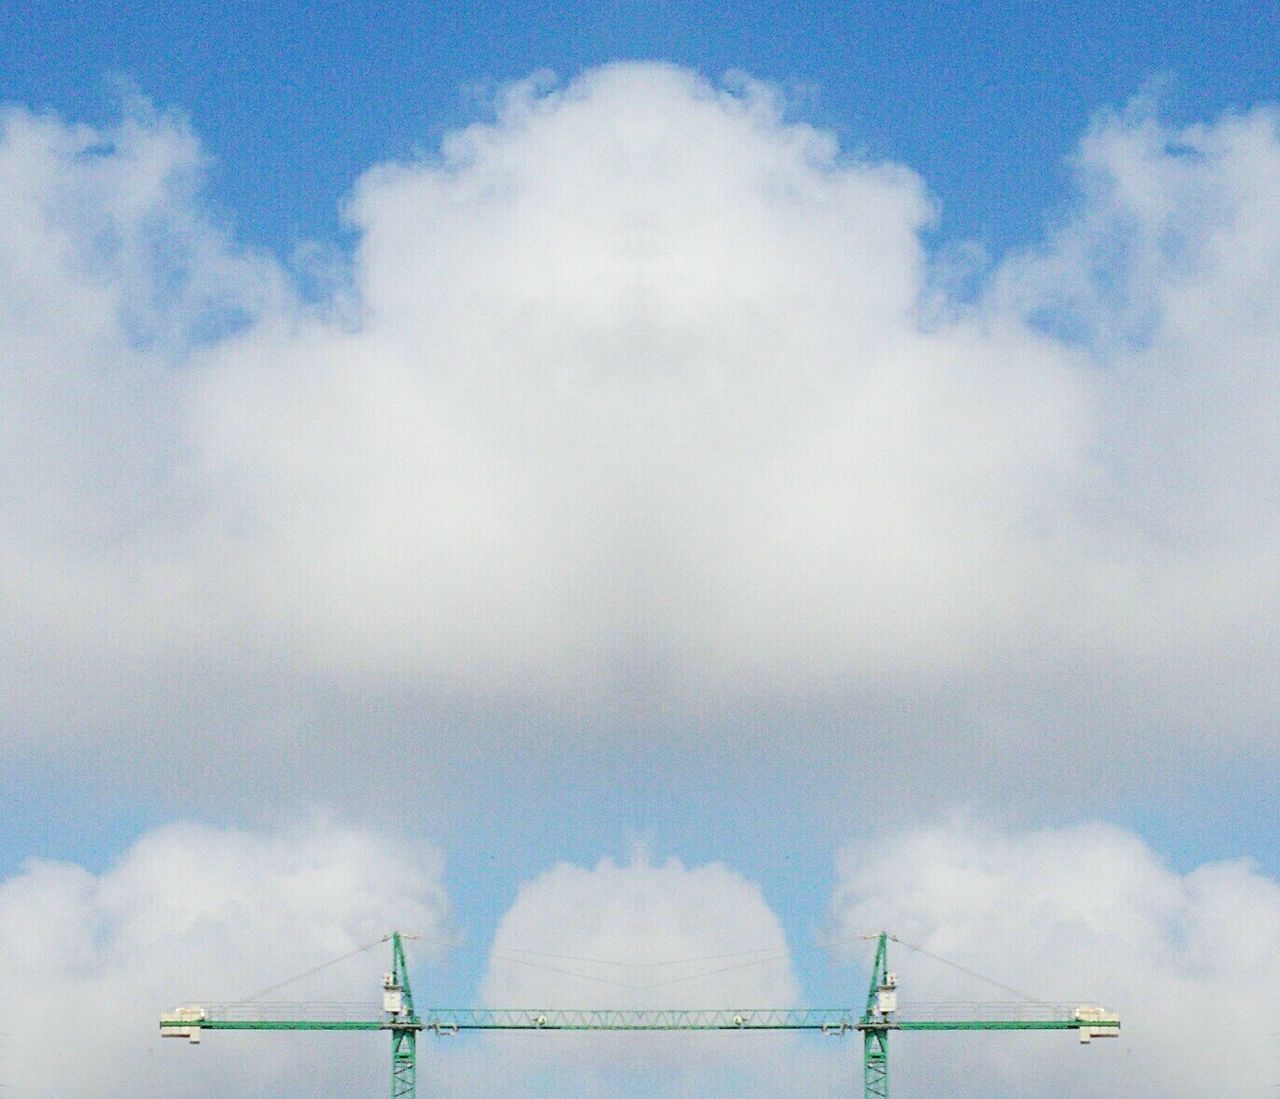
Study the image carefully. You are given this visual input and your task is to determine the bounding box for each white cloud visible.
[831,820,1280,1097]
[481,848,799,1007]
[419,850,844,1098]
[0,820,449,1098]
[0,65,1278,817]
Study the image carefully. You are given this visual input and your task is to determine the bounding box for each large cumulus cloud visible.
[0,820,449,1098]
[831,820,1280,1097]
[423,851,842,1098]
[1,64,1277,815]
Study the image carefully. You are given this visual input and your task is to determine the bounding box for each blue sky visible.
[2,3,1279,1096]
[6,0,1278,259]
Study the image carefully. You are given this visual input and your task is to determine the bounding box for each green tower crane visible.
[857,932,1119,1098]
[161,929,1118,1097]
[161,932,422,1098]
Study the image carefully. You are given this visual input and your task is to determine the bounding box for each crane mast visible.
[386,932,419,1098]
[862,931,893,1097]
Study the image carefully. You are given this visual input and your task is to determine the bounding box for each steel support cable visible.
[406,933,801,980]
[487,948,794,992]
[816,931,1055,1005]
[885,935,1051,1005]
[634,951,793,991]
[492,944,788,969]
[226,930,1046,1011]
[485,953,648,991]
[239,937,389,1003]
[424,934,790,968]
[229,934,799,1004]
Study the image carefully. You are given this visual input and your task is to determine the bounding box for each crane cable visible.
[239,936,389,1003]
[230,934,793,1002]
[485,947,794,991]
[432,929,1049,1000]
[232,930,1051,1006]
[885,935,1052,1005]
[491,943,785,968]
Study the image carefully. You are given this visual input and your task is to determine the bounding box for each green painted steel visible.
[864,1028,889,1099]
[861,932,892,1098]
[391,1027,415,1098]
[388,932,418,1099]
[161,1019,389,1031]
[894,1020,1089,1031]
[419,1008,856,1031]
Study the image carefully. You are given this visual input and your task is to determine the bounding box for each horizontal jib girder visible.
[893,1020,1102,1031]
[420,1009,855,1031]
